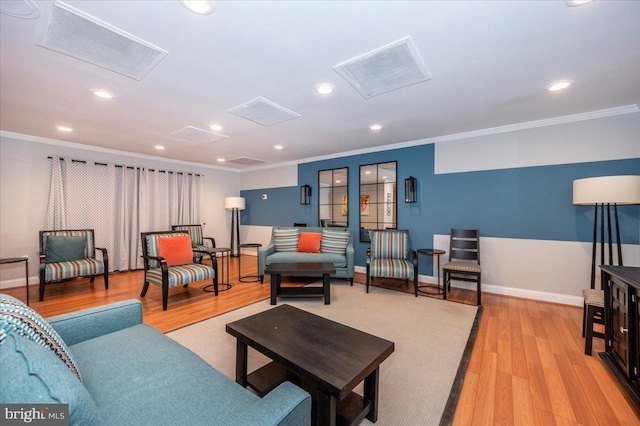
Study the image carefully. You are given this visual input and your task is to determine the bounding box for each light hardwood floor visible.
[3,256,639,425]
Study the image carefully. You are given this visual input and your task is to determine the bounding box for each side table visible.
[417,249,446,295]
[203,248,231,292]
[238,243,261,283]
[0,257,29,305]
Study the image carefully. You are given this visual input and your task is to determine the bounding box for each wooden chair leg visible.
[103,271,109,290]
[90,275,95,283]
[477,274,482,306]
[585,304,595,356]
[162,284,169,311]
[582,303,587,338]
[140,282,149,297]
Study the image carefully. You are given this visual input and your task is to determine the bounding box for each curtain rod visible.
[47,156,202,176]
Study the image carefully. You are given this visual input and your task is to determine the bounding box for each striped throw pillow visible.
[320,230,350,254]
[273,228,300,252]
[0,294,82,381]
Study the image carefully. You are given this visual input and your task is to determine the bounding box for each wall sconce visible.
[405,176,417,203]
[300,184,312,205]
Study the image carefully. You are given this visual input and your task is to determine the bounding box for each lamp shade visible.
[573,175,640,205]
[224,196,246,210]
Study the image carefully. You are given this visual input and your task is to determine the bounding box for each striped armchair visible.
[171,225,215,263]
[38,229,109,301]
[366,229,418,296]
[141,231,218,310]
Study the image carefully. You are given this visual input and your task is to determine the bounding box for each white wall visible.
[0,134,240,289]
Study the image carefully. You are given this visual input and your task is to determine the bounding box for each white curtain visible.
[45,157,203,272]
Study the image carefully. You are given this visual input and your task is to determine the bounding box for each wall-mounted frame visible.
[359,161,397,242]
[318,167,348,227]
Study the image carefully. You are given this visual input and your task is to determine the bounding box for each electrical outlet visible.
[262,194,267,200]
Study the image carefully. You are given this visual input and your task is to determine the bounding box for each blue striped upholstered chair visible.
[366,229,418,297]
[38,229,109,302]
[171,224,215,263]
[140,231,218,310]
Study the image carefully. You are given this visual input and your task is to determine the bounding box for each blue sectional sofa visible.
[0,297,311,425]
[259,226,354,284]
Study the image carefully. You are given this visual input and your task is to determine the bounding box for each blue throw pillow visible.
[0,334,100,425]
[45,235,86,263]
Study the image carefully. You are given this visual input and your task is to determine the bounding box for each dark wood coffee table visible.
[265,262,336,305]
[226,304,394,425]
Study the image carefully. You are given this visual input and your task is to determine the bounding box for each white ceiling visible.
[1,0,639,170]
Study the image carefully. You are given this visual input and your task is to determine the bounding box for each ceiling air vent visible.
[226,157,269,166]
[38,1,168,80]
[333,36,431,99]
[170,126,228,143]
[227,97,301,127]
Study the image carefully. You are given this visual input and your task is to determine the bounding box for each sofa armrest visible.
[229,382,311,426]
[47,299,143,346]
[259,243,276,276]
[345,240,355,279]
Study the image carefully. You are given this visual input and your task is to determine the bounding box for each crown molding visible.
[0,131,241,173]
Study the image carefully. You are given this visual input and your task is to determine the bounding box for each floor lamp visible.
[573,175,640,289]
[225,196,245,257]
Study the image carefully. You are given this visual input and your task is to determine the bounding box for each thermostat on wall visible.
[262,194,267,200]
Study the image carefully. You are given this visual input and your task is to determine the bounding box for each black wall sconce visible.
[405,176,417,203]
[300,184,312,205]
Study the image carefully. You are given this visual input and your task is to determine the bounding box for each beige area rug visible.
[167,281,481,425]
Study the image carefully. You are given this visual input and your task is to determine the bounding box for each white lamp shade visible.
[573,175,640,205]
[224,196,246,210]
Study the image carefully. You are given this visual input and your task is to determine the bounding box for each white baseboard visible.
[354,265,584,306]
[0,276,36,290]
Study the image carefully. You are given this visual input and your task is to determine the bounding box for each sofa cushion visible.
[0,334,100,425]
[320,229,350,254]
[69,324,261,425]
[0,294,82,381]
[297,232,322,253]
[157,234,193,266]
[45,235,86,263]
[266,252,347,268]
[274,228,300,252]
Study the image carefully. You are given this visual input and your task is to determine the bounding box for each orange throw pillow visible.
[297,232,322,253]
[157,235,193,267]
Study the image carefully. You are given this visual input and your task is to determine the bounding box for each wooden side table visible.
[203,248,231,292]
[417,249,446,295]
[238,243,261,283]
[0,257,29,305]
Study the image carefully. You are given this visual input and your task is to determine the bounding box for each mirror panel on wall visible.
[359,161,397,242]
[318,168,348,227]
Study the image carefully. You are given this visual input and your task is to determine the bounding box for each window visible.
[359,161,397,242]
[318,168,348,227]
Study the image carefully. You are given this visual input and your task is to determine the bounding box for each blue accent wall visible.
[242,143,640,276]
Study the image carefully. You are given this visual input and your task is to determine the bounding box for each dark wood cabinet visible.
[601,265,640,407]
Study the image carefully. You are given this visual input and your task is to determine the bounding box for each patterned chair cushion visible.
[370,259,415,279]
[172,225,204,246]
[0,294,82,381]
[145,264,215,288]
[44,258,105,282]
[274,228,300,252]
[371,231,408,259]
[443,261,481,273]
[42,230,95,258]
[145,233,189,268]
[582,289,604,307]
[320,230,350,254]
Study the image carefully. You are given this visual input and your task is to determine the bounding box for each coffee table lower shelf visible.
[247,362,372,426]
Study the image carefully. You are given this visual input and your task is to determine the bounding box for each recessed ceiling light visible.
[365,171,371,175]
[382,176,387,180]
[209,124,223,132]
[90,89,114,99]
[565,0,595,6]
[274,145,284,150]
[335,180,341,183]
[547,80,572,92]
[56,125,72,132]
[370,124,383,131]
[179,0,215,15]
[154,145,165,150]
[217,158,225,162]
[315,83,335,95]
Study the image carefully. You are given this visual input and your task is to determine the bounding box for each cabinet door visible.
[611,279,630,376]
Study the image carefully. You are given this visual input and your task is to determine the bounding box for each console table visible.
[600,265,640,408]
[0,257,29,305]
